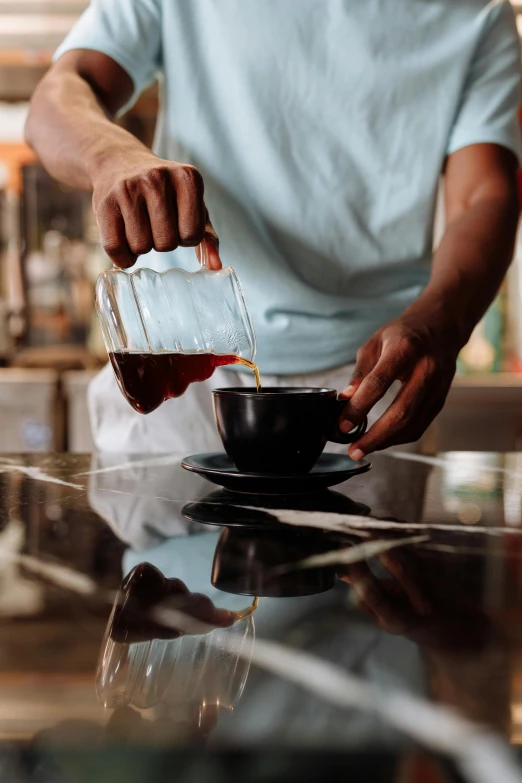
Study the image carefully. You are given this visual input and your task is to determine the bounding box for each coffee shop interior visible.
[3,5,522,783]
[0,2,519,454]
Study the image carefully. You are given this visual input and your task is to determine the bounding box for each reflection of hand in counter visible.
[338,547,491,650]
[338,547,509,734]
[111,562,257,643]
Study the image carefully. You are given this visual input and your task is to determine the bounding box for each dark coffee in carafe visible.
[109,351,262,414]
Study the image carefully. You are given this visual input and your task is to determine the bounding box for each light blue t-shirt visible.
[56,0,522,374]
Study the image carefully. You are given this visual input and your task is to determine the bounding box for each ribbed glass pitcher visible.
[95,242,256,413]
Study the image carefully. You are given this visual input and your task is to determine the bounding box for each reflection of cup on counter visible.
[212,527,336,598]
[96,563,256,716]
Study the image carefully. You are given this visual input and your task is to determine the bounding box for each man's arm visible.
[340,143,519,458]
[25,50,220,269]
[424,144,519,347]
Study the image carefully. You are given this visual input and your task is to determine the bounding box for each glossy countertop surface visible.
[1,450,522,782]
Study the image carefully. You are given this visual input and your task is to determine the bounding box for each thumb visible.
[341,341,379,400]
[196,209,221,270]
[338,341,379,433]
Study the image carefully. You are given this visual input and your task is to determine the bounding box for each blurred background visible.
[0,0,521,454]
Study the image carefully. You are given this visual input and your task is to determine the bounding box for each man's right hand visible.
[92,153,221,269]
[25,50,221,270]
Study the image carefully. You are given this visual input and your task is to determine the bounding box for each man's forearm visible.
[408,193,519,349]
[25,63,152,191]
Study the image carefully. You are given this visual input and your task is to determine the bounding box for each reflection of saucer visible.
[183,488,371,529]
[181,452,371,495]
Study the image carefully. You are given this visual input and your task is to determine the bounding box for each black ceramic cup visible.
[213,387,366,474]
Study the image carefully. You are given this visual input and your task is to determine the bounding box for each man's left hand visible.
[339,304,458,459]
[340,144,519,459]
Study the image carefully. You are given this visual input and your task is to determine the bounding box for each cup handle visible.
[328,398,367,445]
[198,240,209,270]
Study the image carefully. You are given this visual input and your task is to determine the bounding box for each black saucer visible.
[181,452,371,495]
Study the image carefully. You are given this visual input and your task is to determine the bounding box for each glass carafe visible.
[95,243,256,413]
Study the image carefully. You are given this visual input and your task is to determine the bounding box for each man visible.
[26,0,521,455]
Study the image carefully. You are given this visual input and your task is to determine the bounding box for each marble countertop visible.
[1,450,522,782]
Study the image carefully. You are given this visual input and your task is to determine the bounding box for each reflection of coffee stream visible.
[156,594,259,634]
[232,595,259,621]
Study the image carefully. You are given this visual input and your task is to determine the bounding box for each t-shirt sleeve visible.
[447,0,522,163]
[53,0,162,113]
